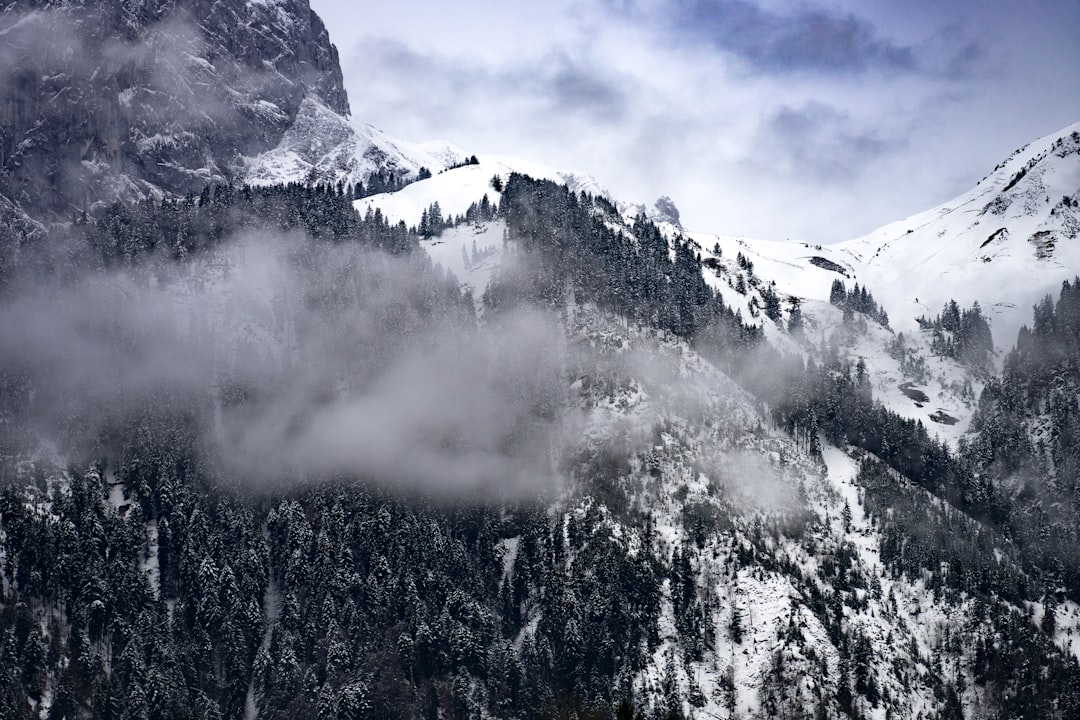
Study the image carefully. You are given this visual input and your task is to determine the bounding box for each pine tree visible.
[788,297,803,336]
[830,279,847,306]
[729,602,744,644]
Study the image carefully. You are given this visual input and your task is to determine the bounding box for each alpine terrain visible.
[1,1,1079,719]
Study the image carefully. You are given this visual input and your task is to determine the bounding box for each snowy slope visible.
[670,122,1080,361]
[689,233,855,305]
[835,122,1080,351]
[353,154,609,229]
[351,122,1078,451]
[648,122,1080,441]
[671,231,976,445]
[550,309,997,719]
[352,154,612,307]
[422,221,506,303]
[352,141,1008,443]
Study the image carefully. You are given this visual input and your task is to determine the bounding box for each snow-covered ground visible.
[836,122,1080,351]
[422,221,506,303]
[683,122,1080,357]
[518,307,970,718]
[353,154,609,230]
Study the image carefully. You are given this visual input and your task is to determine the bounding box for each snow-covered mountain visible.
[612,122,1079,444]
[4,0,1080,717]
[677,123,1080,356]
[0,0,349,219]
[334,120,1080,454]
[352,155,605,223]
[837,122,1080,352]
[354,125,1077,444]
[0,0,464,234]
[344,123,1080,716]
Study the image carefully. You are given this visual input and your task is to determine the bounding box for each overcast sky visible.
[310,0,1080,244]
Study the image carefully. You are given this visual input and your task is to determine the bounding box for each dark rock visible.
[652,195,682,228]
[0,0,349,219]
[808,256,849,277]
[929,410,958,425]
[899,382,930,404]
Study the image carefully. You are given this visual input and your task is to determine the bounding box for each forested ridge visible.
[1,176,1080,718]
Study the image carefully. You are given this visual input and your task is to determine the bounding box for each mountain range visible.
[1,1,1079,719]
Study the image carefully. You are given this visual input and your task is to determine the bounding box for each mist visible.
[0,207,807,506]
[0,233,573,497]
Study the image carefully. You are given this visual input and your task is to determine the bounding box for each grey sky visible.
[310,0,1080,244]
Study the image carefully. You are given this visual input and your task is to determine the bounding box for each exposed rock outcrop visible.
[0,0,349,218]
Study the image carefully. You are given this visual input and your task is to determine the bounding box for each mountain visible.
[664,122,1080,357]
[343,130,1080,715]
[597,123,1074,447]
[3,1,1080,719]
[243,95,467,190]
[0,0,464,236]
[837,122,1080,352]
[0,0,339,215]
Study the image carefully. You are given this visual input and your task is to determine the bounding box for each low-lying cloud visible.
[0,235,573,497]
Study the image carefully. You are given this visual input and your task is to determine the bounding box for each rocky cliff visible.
[0,0,348,219]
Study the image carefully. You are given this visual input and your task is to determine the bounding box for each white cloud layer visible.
[311,0,1080,244]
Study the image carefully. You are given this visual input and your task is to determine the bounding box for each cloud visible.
[761,102,901,181]
[1,225,777,503]
[315,0,1080,245]
[331,5,970,243]
[355,39,628,126]
[934,30,987,80]
[547,53,629,120]
[648,0,917,75]
[0,234,578,499]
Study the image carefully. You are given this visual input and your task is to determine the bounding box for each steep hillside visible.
[352,155,612,227]
[0,0,348,217]
[244,96,467,189]
[350,123,1080,447]
[668,123,1080,359]
[837,123,1080,352]
[632,124,1079,443]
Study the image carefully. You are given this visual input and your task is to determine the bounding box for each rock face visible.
[244,96,467,190]
[0,0,349,218]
